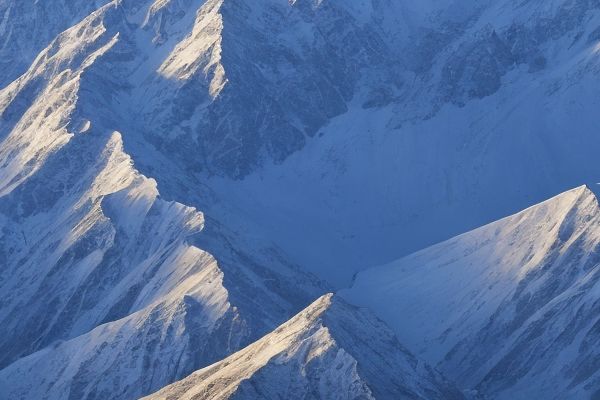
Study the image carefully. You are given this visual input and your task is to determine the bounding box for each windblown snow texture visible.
[1,0,600,399]
[143,294,465,400]
[344,186,600,399]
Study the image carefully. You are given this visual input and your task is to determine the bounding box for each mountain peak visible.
[344,185,600,399]
[144,293,465,400]
[3,1,600,399]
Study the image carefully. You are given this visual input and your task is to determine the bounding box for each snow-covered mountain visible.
[4,0,600,286]
[143,294,465,400]
[344,185,600,399]
[0,110,323,397]
[202,0,600,285]
[0,1,326,397]
[2,0,600,399]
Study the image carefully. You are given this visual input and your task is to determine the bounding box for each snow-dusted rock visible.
[344,185,600,399]
[0,2,325,398]
[2,0,600,398]
[143,294,465,400]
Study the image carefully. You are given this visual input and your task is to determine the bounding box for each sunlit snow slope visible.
[201,0,600,285]
[0,1,326,398]
[143,294,465,400]
[344,185,600,399]
[2,0,600,399]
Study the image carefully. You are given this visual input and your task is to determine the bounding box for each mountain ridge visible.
[2,0,600,399]
[143,293,466,400]
[343,184,600,399]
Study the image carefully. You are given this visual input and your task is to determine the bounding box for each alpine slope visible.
[1,0,600,399]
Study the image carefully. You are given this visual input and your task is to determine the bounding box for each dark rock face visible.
[415,0,600,107]
[138,0,405,178]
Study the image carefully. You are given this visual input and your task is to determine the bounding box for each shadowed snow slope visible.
[2,0,600,399]
[4,0,600,288]
[143,294,465,400]
[344,185,600,400]
[196,0,600,286]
